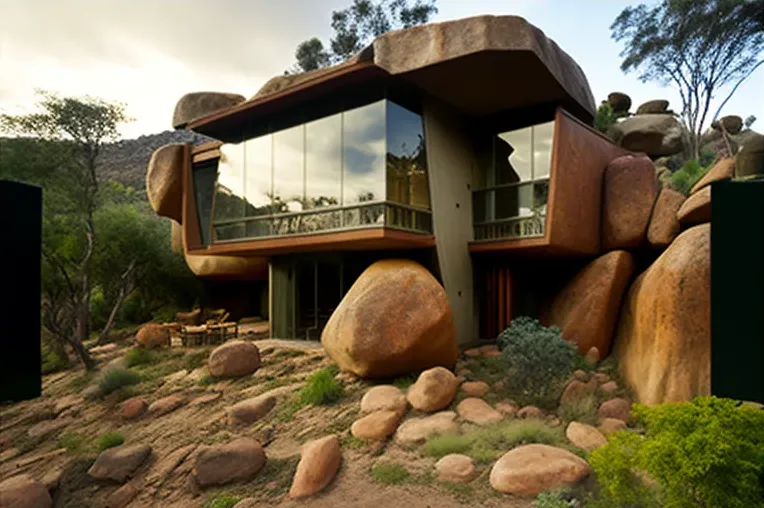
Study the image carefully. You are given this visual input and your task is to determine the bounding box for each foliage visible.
[610,0,764,159]
[98,367,141,397]
[206,494,241,508]
[184,350,209,371]
[671,159,711,195]
[58,431,87,455]
[497,317,579,408]
[370,462,410,484]
[391,373,417,390]
[534,490,572,508]
[589,397,764,508]
[124,347,155,368]
[558,392,599,426]
[298,365,343,406]
[594,103,618,134]
[290,0,438,72]
[42,348,69,374]
[94,432,124,451]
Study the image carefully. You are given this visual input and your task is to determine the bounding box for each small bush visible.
[197,375,216,386]
[42,349,69,374]
[534,490,571,508]
[595,102,619,134]
[498,317,578,408]
[671,159,710,196]
[95,431,124,451]
[589,396,764,508]
[183,350,209,371]
[298,366,343,406]
[370,463,410,484]
[124,347,155,368]
[58,431,86,455]
[558,392,599,425]
[206,494,241,508]
[99,367,141,397]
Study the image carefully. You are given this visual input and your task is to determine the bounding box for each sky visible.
[1,0,762,140]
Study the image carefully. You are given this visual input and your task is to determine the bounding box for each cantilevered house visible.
[147,15,629,344]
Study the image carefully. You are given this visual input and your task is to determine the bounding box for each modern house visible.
[147,15,630,345]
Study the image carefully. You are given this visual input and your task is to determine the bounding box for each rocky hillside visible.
[98,130,213,191]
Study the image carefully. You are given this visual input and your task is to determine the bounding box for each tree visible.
[611,0,764,159]
[290,0,438,73]
[0,90,130,369]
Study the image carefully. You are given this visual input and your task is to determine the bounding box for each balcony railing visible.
[473,215,546,241]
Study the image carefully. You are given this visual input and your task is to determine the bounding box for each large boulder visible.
[607,92,632,114]
[712,115,743,135]
[613,224,710,405]
[321,259,459,378]
[135,324,170,349]
[735,133,764,178]
[489,444,591,497]
[406,367,459,413]
[0,474,52,508]
[146,144,186,223]
[195,438,266,487]
[647,187,685,248]
[172,92,246,129]
[690,158,735,195]
[610,114,687,157]
[601,155,660,250]
[635,99,669,115]
[541,251,634,357]
[208,340,261,378]
[88,444,152,483]
[288,435,342,498]
[676,186,711,227]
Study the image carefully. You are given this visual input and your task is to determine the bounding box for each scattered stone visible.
[289,435,342,498]
[635,99,669,115]
[585,347,600,366]
[0,474,52,508]
[435,454,476,483]
[227,394,276,426]
[735,133,764,178]
[360,385,407,417]
[600,381,618,394]
[457,398,503,425]
[566,421,608,451]
[321,259,459,378]
[517,406,544,419]
[495,401,518,416]
[146,444,196,487]
[597,398,632,422]
[148,394,185,416]
[208,340,261,378]
[690,157,735,194]
[541,250,635,356]
[189,392,222,407]
[88,444,152,483]
[647,187,685,248]
[490,444,591,497]
[599,418,627,436]
[119,397,148,420]
[135,323,170,349]
[613,224,710,404]
[592,372,610,383]
[573,370,588,380]
[460,381,490,397]
[195,438,266,487]
[395,411,459,443]
[677,186,711,226]
[560,378,598,406]
[407,367,459,413]
[351,411,401,441]
[106,480,140,508]
[464,348,482,358]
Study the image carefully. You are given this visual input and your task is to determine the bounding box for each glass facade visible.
[472,120,555,240]
[198,99,432,244]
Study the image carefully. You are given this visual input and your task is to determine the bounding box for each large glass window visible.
[304,114,342,233]
[273,126,305,235]
[244,135,273,237]
[192,160,218,246]
[472,120,555,240]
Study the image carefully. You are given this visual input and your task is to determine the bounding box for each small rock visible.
[119,397,148,420]
[460,381,490,397]
[457,398,503,426]
[335,371,358,383]
[483,350,502,358]
[106,481,140,508]
[148,394,185,416]
[572,370,588,381]
[479,344,500,355]
[456,368,472,378]
[585,347,600,365]
[600,381,618,394]
[195,438,266,487]
[463,348,482,358]
[435,454,475,483]
[566,421,608,451]
[597,398,632,422]
[406,367,459,413]
[227,394,276,426]
[490,444,591,496]
[517,406,544,419]
[599,418,627,436]
[351,411,401,441]
[560,378,598,406]
[88,444,152,483]
[394,411,459,443]
[0,474,52,508]
[136,323,170,349]
[592,372,610,384]
[360,385,407,417]
[288,435,342,498]
[189,392,222,407]
[495,401,518,416]
[208,340,261,378]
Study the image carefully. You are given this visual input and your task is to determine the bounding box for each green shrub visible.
[534,490,571,508]
[183,350,208,371]
[595,103,618,134]
[98,367,141,397]
[497,317,578,408]
[58,431,86,455]
[589,396,764,508]
[558,392,599,425]
[699,150,716,168]
[206,494,241,508]
[298,366,343,406]
[671,159,710,195]
[370,463,410,484]
[42,349,69,374]
[94,431,124,451]
[124,347,155,368]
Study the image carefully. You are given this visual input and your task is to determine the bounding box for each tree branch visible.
[711,59,764,123]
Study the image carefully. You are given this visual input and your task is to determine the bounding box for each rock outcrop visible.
[288,435,342,498]
[172,92,246,129]
[635,100,669,115]
[208,341,261,378]
[322,260,459,378]
[712,115,743,135]
[610,114,687,157]
[646,188,685,248]
[542,251,634,356]
[146,144,186,223]
[607,92,631,114]
[135,324,170,349]
[690,158,735,195]
[676,186,711,226]
[613,224,710,404]
[0,474,52,508]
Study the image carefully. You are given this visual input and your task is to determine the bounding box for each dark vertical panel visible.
[1,181,42,401]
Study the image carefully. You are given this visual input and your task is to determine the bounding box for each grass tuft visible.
[99,367,141,397]
[391,374,417,390]
[124,347,155,368]
[298,366,343,406]
[184,350,210,371]
[206,494,242,508]
[558,393,599,425]
[58,431,87,455]
[94,431,124,451]
[370,462,410,485]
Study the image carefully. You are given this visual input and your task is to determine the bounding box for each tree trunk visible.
[96,286,133,346]
[74,296,96,370]
[69,337,95,371]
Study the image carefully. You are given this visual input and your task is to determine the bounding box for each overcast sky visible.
[1,0,762,139]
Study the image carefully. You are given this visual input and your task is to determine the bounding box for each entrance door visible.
[292,255,343,340]
[477,263,513,339]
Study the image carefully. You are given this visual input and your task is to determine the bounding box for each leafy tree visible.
[290,0,438,73]
[611,0,764,159]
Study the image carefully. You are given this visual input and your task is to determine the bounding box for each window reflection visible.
[273,125,305,214]
[245,135,273,217]
[214,143,247,222]
[343,100,386,205]
[304,114,342,233]
[386,102,430,209]
[192,160,217,246]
